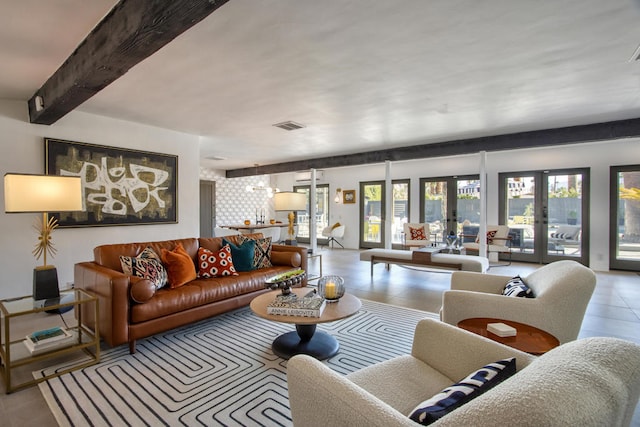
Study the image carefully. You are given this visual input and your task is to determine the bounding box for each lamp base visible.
[285,239,298,246]
[33,266,60,301]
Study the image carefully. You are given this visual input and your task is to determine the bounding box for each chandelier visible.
[245,164,279,197]
[245,181,279,197]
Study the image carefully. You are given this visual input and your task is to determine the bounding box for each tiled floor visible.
[1,248,639,426]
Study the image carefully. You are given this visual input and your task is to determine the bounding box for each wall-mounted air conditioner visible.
[295,170,324,182]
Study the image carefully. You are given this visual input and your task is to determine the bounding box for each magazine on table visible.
[267,290,326,317]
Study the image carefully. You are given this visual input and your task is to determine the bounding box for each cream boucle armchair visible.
[440,260,596,344]
[287,318,640,427]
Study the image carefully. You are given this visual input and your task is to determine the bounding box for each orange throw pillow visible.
[161,243,197,288]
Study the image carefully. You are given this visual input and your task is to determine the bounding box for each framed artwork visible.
[343,190,356,204]
[45,138,178,227]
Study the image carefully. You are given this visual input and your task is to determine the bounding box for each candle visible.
[324,282,336,299]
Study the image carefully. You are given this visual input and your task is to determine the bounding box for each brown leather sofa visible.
[74,235,308,353]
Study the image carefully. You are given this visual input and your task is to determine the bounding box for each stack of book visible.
[267,291,326,317]
[24,326,74,355]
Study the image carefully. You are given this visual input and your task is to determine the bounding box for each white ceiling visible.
[2,0,640,171]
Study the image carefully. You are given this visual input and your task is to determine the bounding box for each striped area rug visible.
[37,299,437,426]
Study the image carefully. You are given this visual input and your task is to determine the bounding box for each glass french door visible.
[610,165,640,271]
[359,180,409,248]
[499,169,590,265]
[293,184,329,243]
[420,175,480,244]
[360,181,385,248]
[392,180,410,248]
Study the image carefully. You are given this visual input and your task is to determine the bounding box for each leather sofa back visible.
[93,234,268,272]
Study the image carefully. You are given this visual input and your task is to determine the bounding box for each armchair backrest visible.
[524,259,595,299]
[524,260,596,344]
[331,225,346,238]
[475,225,510,247]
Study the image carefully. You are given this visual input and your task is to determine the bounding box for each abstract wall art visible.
[45,138,178,227]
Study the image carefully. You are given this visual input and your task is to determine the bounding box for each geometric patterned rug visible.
[36,300,438,426]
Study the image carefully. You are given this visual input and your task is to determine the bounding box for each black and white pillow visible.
[502,275,534,298]
[409,358,516,425]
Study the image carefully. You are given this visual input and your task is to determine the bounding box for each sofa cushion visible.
[409,357,516,425]
[502,276,534,298]
[222,238,255,272]
[120,247,168,290]
[197,246,238,278]
[238,235,273,269]
[161,243,197,288]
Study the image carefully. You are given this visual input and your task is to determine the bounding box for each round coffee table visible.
[250,288,361,360]
[457,318,559,355]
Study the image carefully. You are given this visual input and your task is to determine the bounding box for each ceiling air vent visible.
[273,121,305,131]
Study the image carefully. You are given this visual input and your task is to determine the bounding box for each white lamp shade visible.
[274,191,306,211]
[4,173,83,213]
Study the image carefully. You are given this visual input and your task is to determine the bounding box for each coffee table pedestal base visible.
[272,324,339,360]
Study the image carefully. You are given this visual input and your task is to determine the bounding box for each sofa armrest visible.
[287,354,416,427]
[272,244,308,286]
[450,271,510,293]
[441,290,545,330]
[411,319,534,381]
[74,261,132,347]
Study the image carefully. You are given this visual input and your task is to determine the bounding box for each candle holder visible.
[317,275,345,302]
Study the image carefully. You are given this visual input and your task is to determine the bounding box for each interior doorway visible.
[199,180,216,238]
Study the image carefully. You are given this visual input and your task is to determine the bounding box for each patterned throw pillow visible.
[476,230,498,244]
[502,275,534,298]
[409,358,516,425]
[409,226,427,240]
[238,235,273,269]
[120,247,168,290]
[197,246,239,277]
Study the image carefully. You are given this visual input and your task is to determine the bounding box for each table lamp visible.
[4,173,83,300]
[274,191,306,245]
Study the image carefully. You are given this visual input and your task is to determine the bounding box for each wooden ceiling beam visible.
[225,117,640,177]
[28,0,230,125]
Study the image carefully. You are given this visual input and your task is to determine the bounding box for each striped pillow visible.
[502,276,534,298]
[409,358,516,425]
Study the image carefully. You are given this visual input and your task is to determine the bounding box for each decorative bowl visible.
[265,269,306,295]
[317,275,345,302]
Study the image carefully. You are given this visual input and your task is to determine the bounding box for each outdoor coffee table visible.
[457,317,559,355]
[250,288,361,360]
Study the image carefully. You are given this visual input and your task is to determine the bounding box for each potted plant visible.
[567,210,578,225]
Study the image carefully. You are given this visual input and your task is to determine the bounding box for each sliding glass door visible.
[293,184,329,244]
[610,165,640,271]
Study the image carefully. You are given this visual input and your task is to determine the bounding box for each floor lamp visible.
[274,191,306,245]
[4,173,83,300]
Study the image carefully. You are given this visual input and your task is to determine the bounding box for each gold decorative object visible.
[32,213,58,266]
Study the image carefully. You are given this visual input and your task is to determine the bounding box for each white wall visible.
[200,167,277,226]
[272,138,640,271]
[0,100,200,299]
